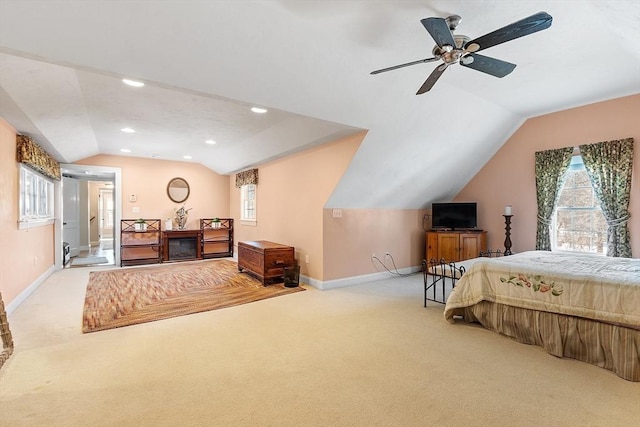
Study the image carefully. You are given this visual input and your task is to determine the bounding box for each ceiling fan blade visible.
[421,17,456,49]
[370,57,439,75]
[460,53,516,77]
[465,11,552,52]
[416,65,447,94]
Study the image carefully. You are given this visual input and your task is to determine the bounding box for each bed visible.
[443,251,640,381]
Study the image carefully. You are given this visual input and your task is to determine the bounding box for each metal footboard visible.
[422,258,466,307]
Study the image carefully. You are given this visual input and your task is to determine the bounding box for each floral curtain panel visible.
[579,138,634,257]
[534,147,573,250]
[235,168,258,188]
[16,135,61,181]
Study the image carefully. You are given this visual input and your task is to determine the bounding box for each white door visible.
[99,188,114,239]
[63,177,80,257]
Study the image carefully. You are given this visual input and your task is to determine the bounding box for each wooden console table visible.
[238,240,295,285]
[163,230,202,262]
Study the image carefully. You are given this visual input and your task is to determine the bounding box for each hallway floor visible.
[69,239,115,267]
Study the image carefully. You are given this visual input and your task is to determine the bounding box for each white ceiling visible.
[1,0,639,208]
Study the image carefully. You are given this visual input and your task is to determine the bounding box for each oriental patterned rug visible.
[82,259,304,333]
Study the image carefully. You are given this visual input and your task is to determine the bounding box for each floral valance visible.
[16,135,61,181]
[235,168,258,188]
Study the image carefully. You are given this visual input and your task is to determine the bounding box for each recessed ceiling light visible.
[183,155,192,159]
[120,148,131,153]
[122,78,144,87]
[121,127,135,133]
[205,139,216,145]
[251,107,267,114]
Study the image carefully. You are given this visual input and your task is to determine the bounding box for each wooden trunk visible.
[238,240,295,285]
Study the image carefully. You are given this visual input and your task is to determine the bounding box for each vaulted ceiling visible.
[1,1,639,208]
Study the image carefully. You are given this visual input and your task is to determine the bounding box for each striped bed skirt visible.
[452,301,640,382]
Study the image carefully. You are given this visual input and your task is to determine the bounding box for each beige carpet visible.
[83,259,304,333]
[2,267,639,426]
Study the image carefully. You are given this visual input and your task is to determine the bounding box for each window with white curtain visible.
[240,184,256,222]
[19,164,55,227]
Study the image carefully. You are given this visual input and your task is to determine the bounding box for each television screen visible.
[431,202,477,230]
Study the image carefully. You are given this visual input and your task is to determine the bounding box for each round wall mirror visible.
[167,177,190,203]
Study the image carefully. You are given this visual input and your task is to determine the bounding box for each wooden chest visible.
[238,240,295,285]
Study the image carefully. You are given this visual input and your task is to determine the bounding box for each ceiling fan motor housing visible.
[432,35,470,63]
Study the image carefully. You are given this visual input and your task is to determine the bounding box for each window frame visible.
[18,164,55,229]
[240,183,257,223]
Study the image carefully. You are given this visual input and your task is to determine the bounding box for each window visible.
[551,154,607,254]
[240,184,256,222]
[19,164,55,227]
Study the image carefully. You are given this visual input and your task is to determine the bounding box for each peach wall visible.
[230,132,364,281]
[0,118,55,306]
[456,94,640,257]
[322,208,428,281]
[78,155,230,229]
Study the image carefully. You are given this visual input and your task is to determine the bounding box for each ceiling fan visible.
[370,12,553,94]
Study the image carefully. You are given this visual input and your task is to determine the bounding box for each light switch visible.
[332,209,342,218]
[132,207,140,214]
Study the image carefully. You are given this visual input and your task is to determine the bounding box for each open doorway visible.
[63,179,115,267]
[58,164,122,269]
[80,181,116,267]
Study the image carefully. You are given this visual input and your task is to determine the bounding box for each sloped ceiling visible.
[1,0,639,208]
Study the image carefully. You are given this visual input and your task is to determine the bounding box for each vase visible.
[177,215,187,230]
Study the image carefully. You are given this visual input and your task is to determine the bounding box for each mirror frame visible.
[167,177,190,203]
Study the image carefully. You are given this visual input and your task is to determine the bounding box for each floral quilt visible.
[444,251,640,327]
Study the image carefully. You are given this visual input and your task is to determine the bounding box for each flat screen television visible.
[431,202,478,230]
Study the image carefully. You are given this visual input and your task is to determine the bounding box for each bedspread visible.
[444,251,640,327]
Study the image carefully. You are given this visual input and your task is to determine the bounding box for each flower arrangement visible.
[175,205,193,230]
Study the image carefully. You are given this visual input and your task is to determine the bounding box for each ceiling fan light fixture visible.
[466,43,480,52]
[205,139,216,145]
[122,78,144,87]
[121,127,135,133]
[251,107,267,114]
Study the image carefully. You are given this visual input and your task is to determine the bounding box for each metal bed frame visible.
[422,249,504,307]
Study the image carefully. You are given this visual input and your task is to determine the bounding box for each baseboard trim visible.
[302,265,421,290]
[6,265,55,316]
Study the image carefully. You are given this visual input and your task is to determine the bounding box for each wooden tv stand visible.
[426,230,487,263]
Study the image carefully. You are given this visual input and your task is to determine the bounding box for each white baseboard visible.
[6,265,55,316]
[302,265,421,290]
